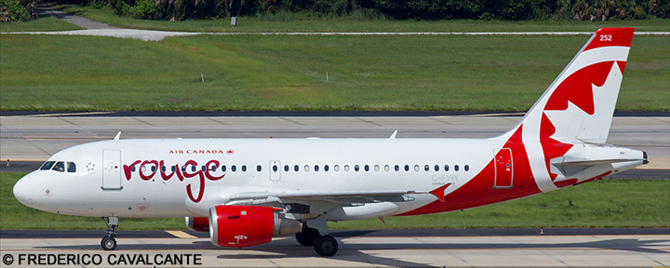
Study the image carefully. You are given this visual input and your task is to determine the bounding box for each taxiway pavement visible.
[1,114,668,177]
[1,229,668,267]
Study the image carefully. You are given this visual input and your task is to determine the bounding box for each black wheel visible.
[313,235,338,257]
[101,235,117,250]
[295,228,320,246]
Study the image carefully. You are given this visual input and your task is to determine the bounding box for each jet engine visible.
[185,217,209,232]
[209,205,302,247]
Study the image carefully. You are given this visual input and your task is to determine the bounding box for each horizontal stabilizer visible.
[553,158,646,167]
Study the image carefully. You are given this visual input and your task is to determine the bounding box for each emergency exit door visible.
[493,148,513,189]
[102,150,123,190]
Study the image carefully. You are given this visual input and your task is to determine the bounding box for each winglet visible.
[429,183,451,202]
[114,131,121,141]
[389,130,398,139]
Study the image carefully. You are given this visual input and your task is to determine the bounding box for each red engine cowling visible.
[209,205,302,248]
[185,217,209,232]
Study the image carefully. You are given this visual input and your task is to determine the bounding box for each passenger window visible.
[161,166,166,172]
[404,165,409,171]
[40,161,55,170]
[444,165,449,172]
[344,165,350,172]
[374,165,380,172]
[464,165,469,171]
[231,165,237,172]
[181,166,186,172]
[201,166,206,172]
[364,165,369,172]
[67,162,76,173]
[384,165,390,172]
[334,165,340,172]
[454,165,460,171]
[191,165,196,172]
[294,165,299,172]
[424,165,429,172]
[395,165,400,172]
[434,165,439,172]
[52,161,65,172]
[171,166,176,172]
[324,165,329,172]
[242,165,247,172]
[314,165,319,172]
[304,165,309,172]
[284,165,289,172]
[211,165,216,172]
[414,165,420,172]
[221,165,226,172]
[354,165,360,172]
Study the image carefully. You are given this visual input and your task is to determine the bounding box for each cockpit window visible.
[40,161,56,170]
[52,161,65,172]
[67,162,76,173]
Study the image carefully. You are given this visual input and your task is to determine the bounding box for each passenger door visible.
[493,148,513,189]
[102,150,123,190]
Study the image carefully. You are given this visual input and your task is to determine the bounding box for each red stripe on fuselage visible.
[400,124,540,216]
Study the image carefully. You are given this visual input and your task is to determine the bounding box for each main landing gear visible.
[100,216,118,250]
[295,226,338,257]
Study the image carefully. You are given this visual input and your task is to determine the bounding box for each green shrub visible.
[1,0,31,22]
[113,0,130,17]
[626,4,647,19]
[68,0,670,21]
[130,0,158,19]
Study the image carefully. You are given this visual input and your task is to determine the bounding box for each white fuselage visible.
[14,135,645,220]
[16,138,498,217]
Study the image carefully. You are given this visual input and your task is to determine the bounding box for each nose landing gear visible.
[100,216,118,250]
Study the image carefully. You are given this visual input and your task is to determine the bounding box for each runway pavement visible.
[1,229,668,267]
[1,114,668,178]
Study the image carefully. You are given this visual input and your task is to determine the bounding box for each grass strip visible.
[1,34,668,112]
[0,16,83,32]
[2,172,668,230]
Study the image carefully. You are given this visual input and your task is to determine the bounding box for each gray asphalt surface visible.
[36,5,117,30]
[2,111,669,117]
[2,228,668,239]
[4,233,668,267]
[2,114,667,174]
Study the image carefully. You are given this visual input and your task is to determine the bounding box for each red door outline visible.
[493,148,513,189]
[269,160,281,182]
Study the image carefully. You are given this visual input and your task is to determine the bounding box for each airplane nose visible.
[13,174,33,205]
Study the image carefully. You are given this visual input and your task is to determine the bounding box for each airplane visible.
[13,27,646,257]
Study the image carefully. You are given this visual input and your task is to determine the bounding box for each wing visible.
[226,190,420,206]
[225,184,452,208]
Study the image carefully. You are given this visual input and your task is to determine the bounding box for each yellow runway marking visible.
[462,112,525,117]
[165,230,198,239]
[18,112,113,117]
